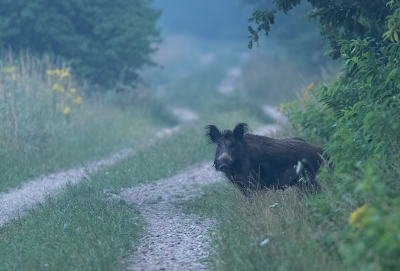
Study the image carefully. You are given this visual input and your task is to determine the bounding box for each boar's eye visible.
[229,142,235,148]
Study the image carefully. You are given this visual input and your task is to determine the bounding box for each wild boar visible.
[205,123,323,195]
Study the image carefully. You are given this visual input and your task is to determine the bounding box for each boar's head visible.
[205,123,249,173]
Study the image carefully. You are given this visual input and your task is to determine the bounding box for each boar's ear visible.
[233,123,250,140]
[205,124,221,144]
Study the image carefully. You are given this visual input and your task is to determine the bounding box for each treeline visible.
[252,0,400,269]
[0,0,160,89]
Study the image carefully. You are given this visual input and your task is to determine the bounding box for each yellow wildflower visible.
[72,96,82,104]
[306,82,314,91]
[66,93,73,98]
[349,204,367,226]
[70,88,76,93]
[59,70,70,78]
[6,92,12,97]
[52,84,65,93]
[63,107,71,114]
[52,83,60,90]
[47,69,70,78]
[2,66,15,73]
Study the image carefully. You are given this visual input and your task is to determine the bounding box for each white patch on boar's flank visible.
[296,160,303,175]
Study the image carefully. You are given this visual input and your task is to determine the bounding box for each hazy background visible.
[0,0,340,191]
[143,0,338,110]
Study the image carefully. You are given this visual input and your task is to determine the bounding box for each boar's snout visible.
[219,164,229,172]
[216,152,232,173]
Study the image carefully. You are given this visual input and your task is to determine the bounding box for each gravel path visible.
[0,102,284,270]
[0,148,135,226]
[0,123,186,227]
[122,163,223,271]
[122,123,281,270]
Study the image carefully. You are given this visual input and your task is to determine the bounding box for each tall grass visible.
[0,53,171,192]
[87,109,268,192]
[0,54,74,144]
[181,182,350,271]
[0,106,161,192]
[0,109,271,271]
[0,48,280,270]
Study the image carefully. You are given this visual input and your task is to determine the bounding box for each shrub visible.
[256,0,400,269]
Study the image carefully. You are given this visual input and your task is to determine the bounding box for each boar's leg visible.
[276,167,299,188]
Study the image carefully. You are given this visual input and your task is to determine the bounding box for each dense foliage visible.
[0,0,160,88]
[248,0,390,59]
[243,0,328,71]
[252,0,400,269]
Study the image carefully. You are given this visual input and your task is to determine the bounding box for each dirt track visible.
[122,124,280,270]
[122,163,222,270]
[0,148,134,227]
[0,105,283,270]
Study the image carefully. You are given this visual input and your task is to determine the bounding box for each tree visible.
[248,0,390,59]
[0,0,160,88]
[243,0,325,66]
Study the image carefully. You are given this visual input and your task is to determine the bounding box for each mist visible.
[143,0,338,114]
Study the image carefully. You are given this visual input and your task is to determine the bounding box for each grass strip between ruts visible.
[0,110,267,271]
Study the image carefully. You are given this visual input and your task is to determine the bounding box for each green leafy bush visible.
[255,0,400,269]
[0,0,160,88]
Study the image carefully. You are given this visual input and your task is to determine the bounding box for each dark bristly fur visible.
[205,123,324,195]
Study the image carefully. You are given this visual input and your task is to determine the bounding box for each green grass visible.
[0,109,271,271]
[85,109,268,192]
[180,182,350,271]
[0,48,291,270]
[0,183,145,270]
[0,53,177,192]
[0,106,163,192]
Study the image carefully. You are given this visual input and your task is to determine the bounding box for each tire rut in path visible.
[122,123,281,270]
[0,149,136,227]
[0,121,187,227]
[122,162,223,271]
